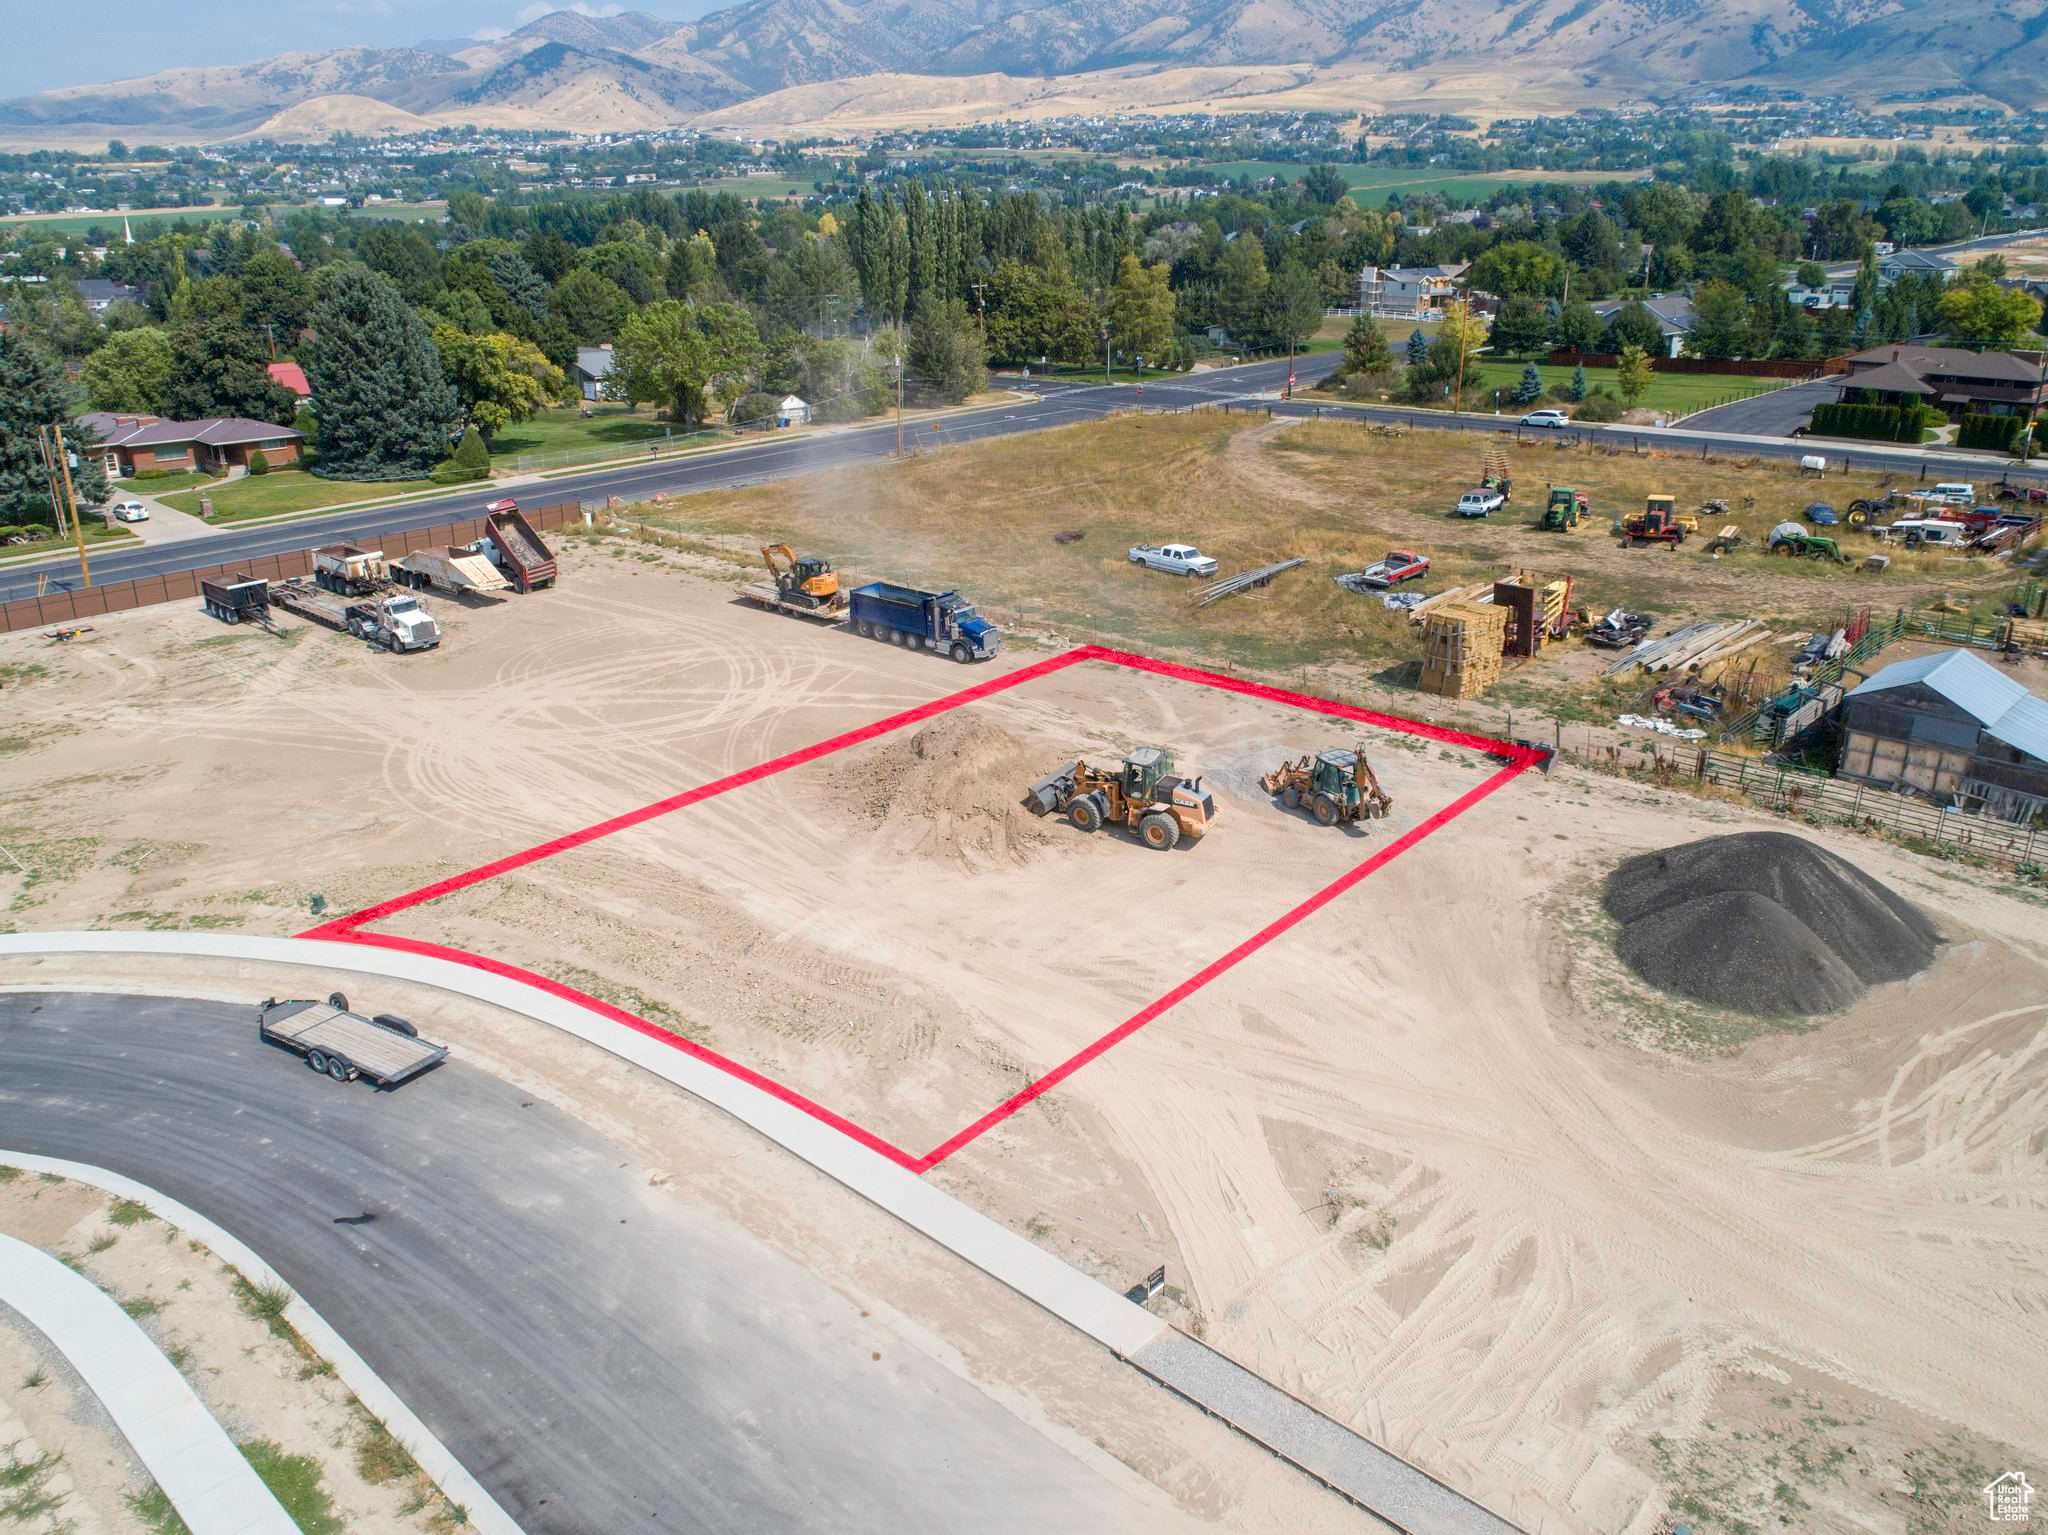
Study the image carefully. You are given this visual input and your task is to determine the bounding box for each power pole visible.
[970,278,988,316]
[1101,320,1112,385]
[894,352,905,455]
[39,425,90,588]
[33,425,67,538]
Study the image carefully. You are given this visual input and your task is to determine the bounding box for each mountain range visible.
[3,0,2046,146]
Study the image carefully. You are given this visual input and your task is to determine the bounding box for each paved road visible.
[1675,375,1842,436]
[0,993,1193,1535]
[1821,225,2048,278]
[1,355,1330,603]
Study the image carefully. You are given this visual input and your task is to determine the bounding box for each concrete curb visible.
[0,1151,523,1535]
[0,1229,297,1535]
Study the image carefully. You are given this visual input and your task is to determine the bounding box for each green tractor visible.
[1542,486,1587,531]
[1767,521,1850,564]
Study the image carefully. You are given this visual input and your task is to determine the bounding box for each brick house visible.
[79,412,304,477]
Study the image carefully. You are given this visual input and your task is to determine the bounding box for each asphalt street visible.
[12,344,2046,604]
[0,993,1185,1535]
[1675,375,1843,436]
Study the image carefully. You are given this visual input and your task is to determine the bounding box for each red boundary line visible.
[297,644,1545,1171]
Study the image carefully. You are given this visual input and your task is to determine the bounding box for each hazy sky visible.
[1,2,712,99]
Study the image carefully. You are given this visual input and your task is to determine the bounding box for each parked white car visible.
[111,499,149,523]
[1127,542,1219,577]
[1876,517,1971,548]
[1455,488,1506,518]
[1520,408,1570,429]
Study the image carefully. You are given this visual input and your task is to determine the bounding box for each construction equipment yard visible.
[3,475,2044,1534]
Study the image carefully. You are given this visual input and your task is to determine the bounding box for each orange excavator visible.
[761,545,840,610]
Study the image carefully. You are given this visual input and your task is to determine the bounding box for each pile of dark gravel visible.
[1602,831,1940,1017]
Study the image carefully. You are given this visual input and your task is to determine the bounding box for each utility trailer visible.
[738,580,849,621]
[391,546,511,596]
[474,501,558,591]
[271,580,441,651]
[258,993,446,1087]
[312,544,390,595]
[200,574,270,626]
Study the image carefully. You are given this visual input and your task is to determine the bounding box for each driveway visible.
[1678,376,1841,436]
[105,488,221,545]
[0,993,1192,1535]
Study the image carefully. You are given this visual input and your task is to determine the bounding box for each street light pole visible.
[894,353,904,455]
[1102,321,1112,386]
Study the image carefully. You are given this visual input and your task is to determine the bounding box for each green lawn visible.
[489,403,690,465]
[0,523,140,561]
[1204,163,1646,206]
[0,207,235,236]
[669,173,815,200]
[118,470,222,495]
[159,468,433,524]
[1459,360,1781,416]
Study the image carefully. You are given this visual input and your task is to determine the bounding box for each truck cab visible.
[349,593,441,651]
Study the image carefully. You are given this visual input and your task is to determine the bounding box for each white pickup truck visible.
[1127,542,1219,577]
[1455,488,1506,518]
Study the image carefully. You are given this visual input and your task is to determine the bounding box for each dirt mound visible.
[835,712,1053,869]
[1602,831,1939,1016]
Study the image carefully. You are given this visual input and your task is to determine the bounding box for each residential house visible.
[1588,293,1696,358]
[1838,343,2047,419]
[777,395,811,427]
[1783,278,1855,310]
[1836,649,2048,822]
[72,277,142,314]
[78,412,304,477]
[266,361,312,403]
[1878,249,1958,286]
[575,344,615,402]
[1356,263,1469,318]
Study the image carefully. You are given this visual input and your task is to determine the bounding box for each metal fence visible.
[0,500,587,634]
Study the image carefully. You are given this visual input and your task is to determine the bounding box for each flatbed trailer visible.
[736,580,849,621]
[269,578,353,633]
[258,994,447,1086]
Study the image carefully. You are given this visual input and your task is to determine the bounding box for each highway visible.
[0,993,1194,1535]
[12,344,2046,604]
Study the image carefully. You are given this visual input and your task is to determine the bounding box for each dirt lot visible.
[1,477,2044,1532]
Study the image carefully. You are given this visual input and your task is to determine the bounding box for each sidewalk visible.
[0,930,1526,1535]
[0,1230,297,1535]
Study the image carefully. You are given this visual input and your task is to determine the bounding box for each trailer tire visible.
[950,643,970,663]
[1312,793,1341,827]
[326,1056,355,1083]
[327,992,348,1011]
[1069,798,1102,833]
[307,1050,328,1074]
[223,608,239,625]
[1140,813,1181,851]
[854,619,871,638]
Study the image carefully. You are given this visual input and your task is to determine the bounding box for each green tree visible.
[239,248,311,341]
[1339,315,1396,382]
[1602,302,1665,357]
[433,327,566,441]
[1557,299,1601,354]
[301,265,460,480]
[905,295,987,404]
[1405,325,1431,369]
[355,223,441,305]
[0,329,107,525]
[1513,361,1544,404]
[1465,241,1563,299]
[81,326,172,413]
[1488,294,1552,356]
[550,270,630,345]
[1262,260,1323,353]
[1936,270,2043,350]
[1567,362,1588,401]
[610,299,762,429]
[1687,280,1754,360]
[665,231,719,301]
[982,257,1096,365]
[1299,164,1349,207]
[1105,255,1176,364]
[1795,261,1829,292]
[1616,342,1654,406]
[165,315,296,423]
[580,241,663,306]
[1216,237,1270,345]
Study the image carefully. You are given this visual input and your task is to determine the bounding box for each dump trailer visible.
[271,580,441,651]
[476,501,558,591]
[1024,746,1217,850]
[1260,745,1392,826]
[200,574,269,626]
[312,544,389,594]
[259,993,446,1088]
[392,545,512,596]
[849,582,1001,661]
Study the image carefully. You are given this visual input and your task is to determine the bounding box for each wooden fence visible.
[0,500,588,635]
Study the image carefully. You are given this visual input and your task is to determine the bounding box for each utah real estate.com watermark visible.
[1986,1471,2033,1522]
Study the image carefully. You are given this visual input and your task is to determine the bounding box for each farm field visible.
[1204,162,1646,203]
[1,409,2040,1534]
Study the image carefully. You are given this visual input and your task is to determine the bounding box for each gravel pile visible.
[1602,831,1939,1016]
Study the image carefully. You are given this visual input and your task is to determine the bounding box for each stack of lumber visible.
[1602,618,1768,677]
[1408,580,1495,622]
[1498,567,1572,630]
[1420,602,1508,698]
[2004,614,2048,654]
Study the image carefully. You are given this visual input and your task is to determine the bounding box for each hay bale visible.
[1602,831,1939,1017]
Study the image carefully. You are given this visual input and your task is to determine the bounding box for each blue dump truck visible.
[848,582,1002,662]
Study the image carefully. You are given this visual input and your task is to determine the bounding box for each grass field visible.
[0,522,139,562]
[0,200,444,235]
[1204,163,1646,205]
[1459,360,1782,416]
[488,403,690,465]
[159,467,431,524]
[116,470,221,495]
[669,173,816,200]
